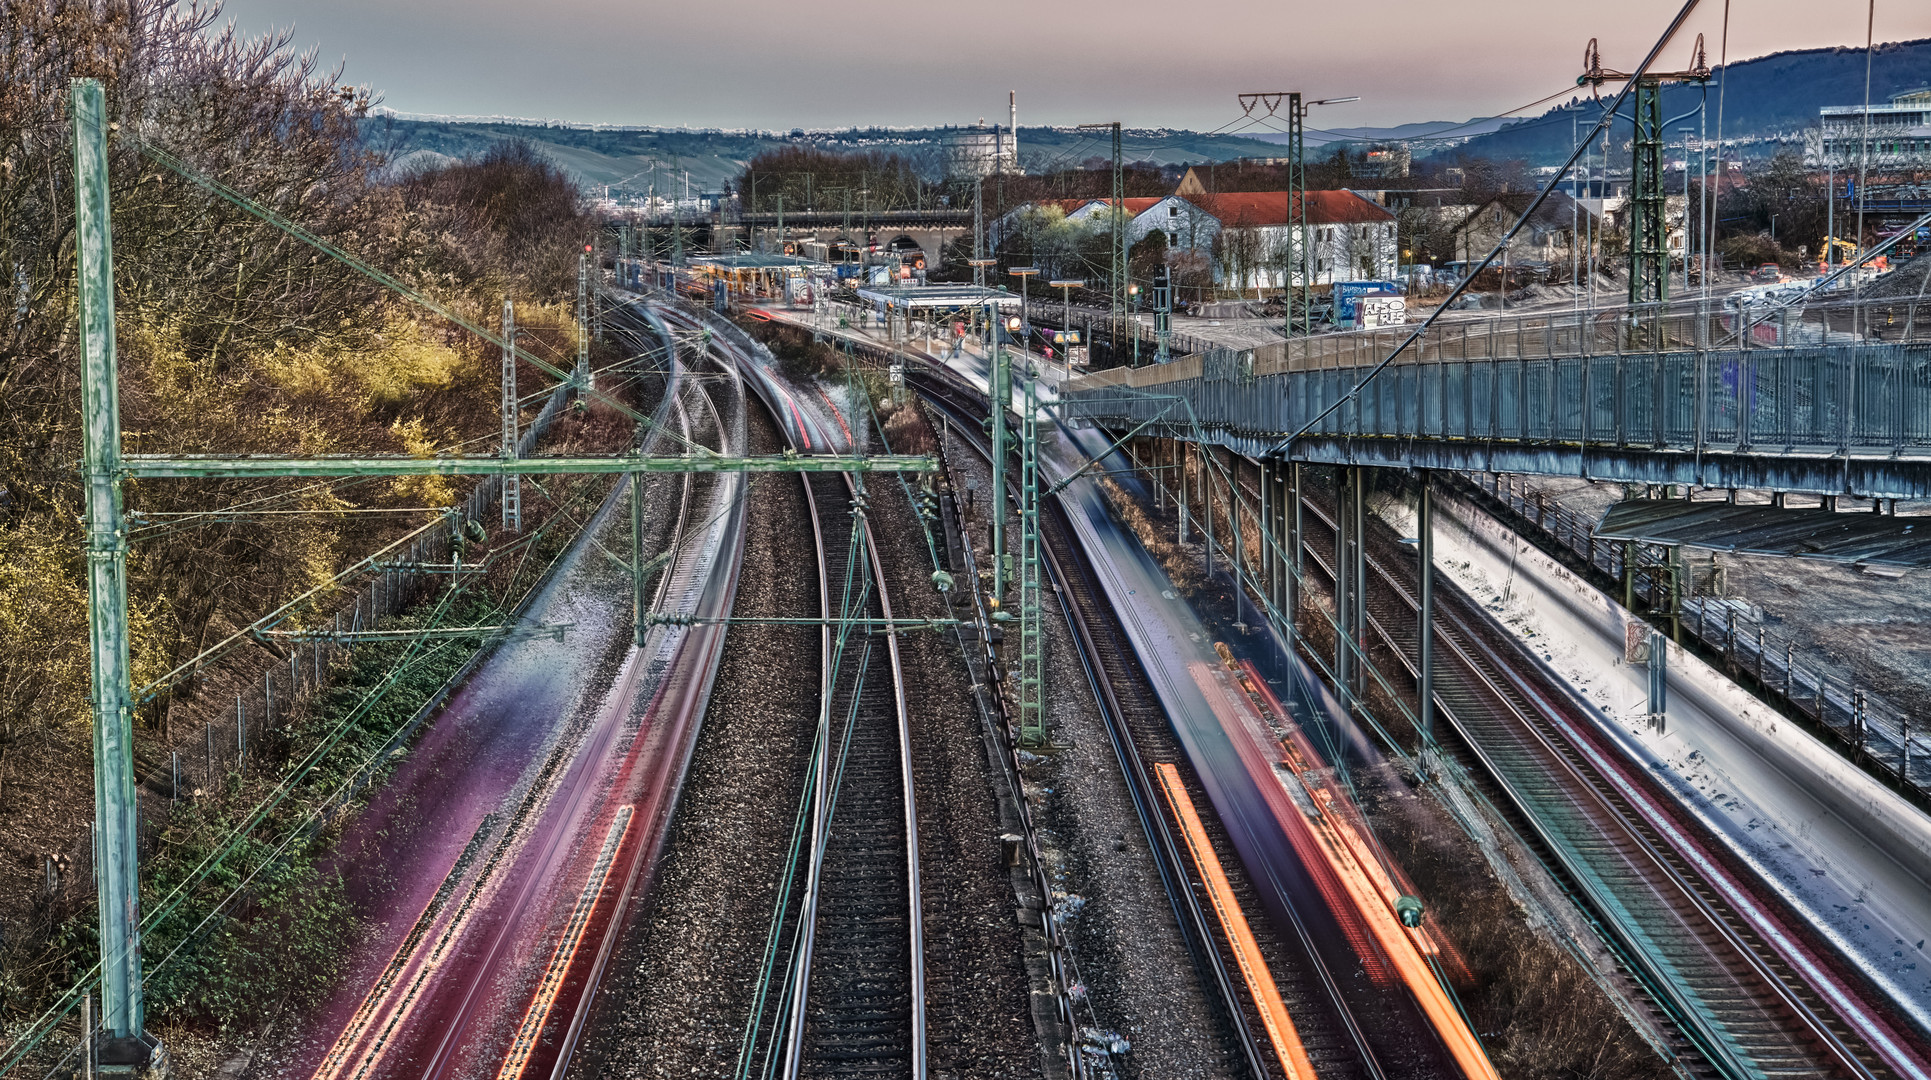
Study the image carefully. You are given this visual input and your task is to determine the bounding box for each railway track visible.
[304,296,751,1080]
[1293,481,1919,1080]
[787,467,925,1077]
[673,300,928,1078]
[908,369,1378,1080]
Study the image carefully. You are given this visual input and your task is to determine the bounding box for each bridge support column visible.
[1152,437,1164,511]
[1204,448,1216,580]
[1666,544,1684,644]
[1287,462,1302,645]
[1350,467,1367,705]
[1231,455,1248,631]
[1334,466,1353,710]
[1177,442,1189,545]
[1417,471,1434,749]
[1622,540,1637,611]
[1257,458,1269,607]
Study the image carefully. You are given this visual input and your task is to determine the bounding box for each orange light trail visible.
[1155,762,1318,1080]
[496,804,635,1080]
[1218,657,1500,1080]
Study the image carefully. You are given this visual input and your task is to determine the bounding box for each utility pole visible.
[1077,122,1126,357]
[631,471,646,647]
[987,298,1011,602]
[71,76,155,1070]
[576,245,591,395]
[1016,331,1046,746]
[502,298,520,532]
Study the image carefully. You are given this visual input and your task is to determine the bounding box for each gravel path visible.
[939,426,1237,1078]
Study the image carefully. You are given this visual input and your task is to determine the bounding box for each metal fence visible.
[1068,340,1931,464]
[1464,472,1928,799]
[1255,294,1931,371]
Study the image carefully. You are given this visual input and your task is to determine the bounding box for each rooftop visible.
[855,284,1023,309]
[1181,189,1396,227]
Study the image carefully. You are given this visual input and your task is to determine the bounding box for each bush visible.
[1720,233,1792,270]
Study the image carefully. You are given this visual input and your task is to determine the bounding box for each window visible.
[1169,204,1179,216]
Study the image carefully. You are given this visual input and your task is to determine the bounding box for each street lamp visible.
[1128,282,1142,365]
[1010,266,1039,377]
[1049,278,1084,378]
[967,258,998,339]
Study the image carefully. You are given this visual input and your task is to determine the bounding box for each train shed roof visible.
[1595,499,1931,568]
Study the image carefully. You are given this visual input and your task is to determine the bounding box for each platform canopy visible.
[689,253,828,273]
[855,284,1023,311]
[1595,499,1931,568]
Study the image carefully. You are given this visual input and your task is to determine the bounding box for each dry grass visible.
[1097,476,1204,594]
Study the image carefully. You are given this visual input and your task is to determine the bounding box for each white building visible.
[1127,190,1399,292]
[1808,87,1931,169]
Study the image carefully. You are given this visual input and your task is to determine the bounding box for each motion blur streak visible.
[1156,762,1317,1080]
[497,804,635,1080]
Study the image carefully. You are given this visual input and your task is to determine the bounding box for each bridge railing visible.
[1068,340,1931,461]
[1252,293,1931,373]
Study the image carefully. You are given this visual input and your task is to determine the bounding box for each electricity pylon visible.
[1016,349,1046,746]
[1580,35,1709,306]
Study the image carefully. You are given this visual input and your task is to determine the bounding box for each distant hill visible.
[358,115,1292,194]
[1247,117,1514,148]
[359,38,1931,190]
[1436,38,1931,164]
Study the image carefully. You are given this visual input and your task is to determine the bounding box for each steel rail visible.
[909,373,1271,1078]
[684,298,927,1079]
[902,365,1411,1079]
[413,314,723,1080]
[1294,489,1895,1080]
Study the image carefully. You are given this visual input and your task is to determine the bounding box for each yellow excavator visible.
[1820,236,1859,271]
[1819,236,1888,273]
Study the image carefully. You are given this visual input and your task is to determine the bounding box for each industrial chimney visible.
[1009,91,1018,174]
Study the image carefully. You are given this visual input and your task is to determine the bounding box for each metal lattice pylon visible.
[501,297,521,532]
[1287,93,1309,337]
[1629,79,1670,306]
[1017,360,1046,746]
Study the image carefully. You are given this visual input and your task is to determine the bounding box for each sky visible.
[215,0,1930,134]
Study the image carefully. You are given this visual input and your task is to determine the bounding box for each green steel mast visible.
[72,77,152,1065]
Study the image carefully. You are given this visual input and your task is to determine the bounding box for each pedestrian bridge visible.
[1060,297,1931,498]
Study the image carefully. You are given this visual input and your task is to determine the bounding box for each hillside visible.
[360,116,1291,194]
[1436,38,1931,165]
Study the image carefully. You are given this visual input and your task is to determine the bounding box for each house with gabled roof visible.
[1124,189,1399,293]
